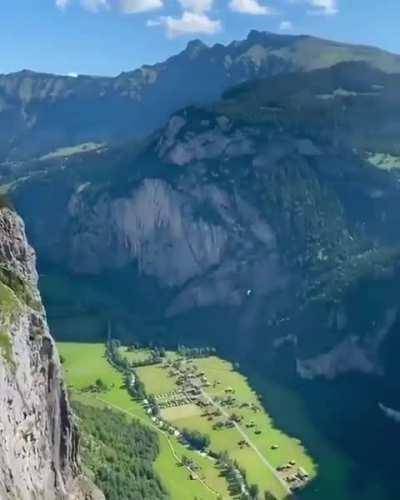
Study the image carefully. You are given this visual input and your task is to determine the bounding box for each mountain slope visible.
[0,202,103,500]
[12,62,400,375]
[2,31,400,162]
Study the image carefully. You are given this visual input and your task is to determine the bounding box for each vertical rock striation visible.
[0,206,102,500]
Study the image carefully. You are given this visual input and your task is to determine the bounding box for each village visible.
[130,351,312,496]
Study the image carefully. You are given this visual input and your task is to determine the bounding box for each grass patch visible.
[0,266,41,311]
[0,332,13,365]
[0,280,22,367]
[136,364,179,395]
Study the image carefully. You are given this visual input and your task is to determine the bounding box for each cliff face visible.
[0,206,102,500]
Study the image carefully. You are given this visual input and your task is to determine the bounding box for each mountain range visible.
[2,30,400,500]
[2,30,400,162]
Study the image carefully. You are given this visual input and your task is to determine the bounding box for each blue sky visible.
[1,0,400,76]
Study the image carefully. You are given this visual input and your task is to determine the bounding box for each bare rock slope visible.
[0,205,102,500]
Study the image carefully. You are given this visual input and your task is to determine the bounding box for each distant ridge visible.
[1,30,400,162]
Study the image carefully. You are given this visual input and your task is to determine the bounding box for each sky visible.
[1,0,400,76]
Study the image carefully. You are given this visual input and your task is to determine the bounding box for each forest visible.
[75,403,168,500]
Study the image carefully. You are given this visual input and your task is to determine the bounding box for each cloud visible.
[56,0,70,8]
[159,12,221,37]
[119,0,162,13]
[279,20,293,30]
[178,0,213,14]
[229,0,274,15]
[56,0,162,13]
[67,72,79,77]
[307,0,338,15]
[56,0,109,11]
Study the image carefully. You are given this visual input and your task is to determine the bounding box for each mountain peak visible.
[185,39,208,57]
[245,29,301,48]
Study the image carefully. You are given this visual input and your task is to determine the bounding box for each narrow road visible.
[200,390,292,496]
[95,397,220,498]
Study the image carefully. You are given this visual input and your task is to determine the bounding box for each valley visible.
[58,342,315,499]
[2,23,400,500]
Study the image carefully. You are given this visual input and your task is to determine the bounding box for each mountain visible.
[2,30,400,162]
[12,62,400,379]
[0,200,103,500]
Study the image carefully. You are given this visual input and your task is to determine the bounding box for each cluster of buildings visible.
[276,461,310,491]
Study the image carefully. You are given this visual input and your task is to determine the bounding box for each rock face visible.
[0,206,102,500]
[2,30,400,162]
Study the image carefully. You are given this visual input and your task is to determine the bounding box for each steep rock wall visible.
[0,207,102,500]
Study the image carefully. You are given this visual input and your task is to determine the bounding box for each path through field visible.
[200,390,292,496]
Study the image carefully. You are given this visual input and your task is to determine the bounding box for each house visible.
[298,468,309,480]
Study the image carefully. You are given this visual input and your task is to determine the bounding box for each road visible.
[200,389,292,496]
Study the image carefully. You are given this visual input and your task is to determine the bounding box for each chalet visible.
[298,468,309,480]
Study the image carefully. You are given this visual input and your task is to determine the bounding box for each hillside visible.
[12,61,400,375]
[2,30,400,162]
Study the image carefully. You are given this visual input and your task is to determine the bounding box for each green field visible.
[59,343,229,500]
[59,343,316,499]
[137,364,179,394]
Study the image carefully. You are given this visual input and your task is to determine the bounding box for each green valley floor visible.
[58,342,316,499]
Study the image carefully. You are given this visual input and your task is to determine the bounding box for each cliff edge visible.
[0,204,103,500]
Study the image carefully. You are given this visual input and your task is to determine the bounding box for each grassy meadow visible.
[58,342,228,500]
[58,342,316,499]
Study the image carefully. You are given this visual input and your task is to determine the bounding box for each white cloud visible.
[56,0,109,11]
[67,72,79,77]
[229,0,274,15]
[56,0,70,8]
[178,0,213,14]
[307,0,338,15]
[279,20,293,30]
[119,0,162,13]
[160,12,221,37]
[56,0,162,13]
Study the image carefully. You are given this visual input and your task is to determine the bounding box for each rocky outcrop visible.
[66,174,284,313]
[296,308,398,380]
[0,206,102,500]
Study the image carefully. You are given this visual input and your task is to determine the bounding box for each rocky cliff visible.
[0,204,102,500]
